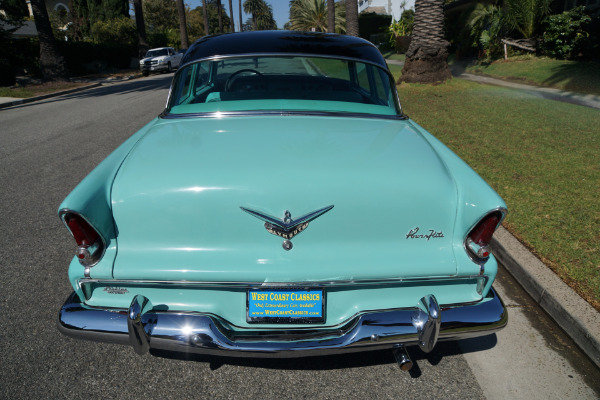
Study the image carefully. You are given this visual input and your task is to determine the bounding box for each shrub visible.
[90,16,136,47]
[541,6,595,60]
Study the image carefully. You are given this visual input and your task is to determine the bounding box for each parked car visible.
[58,31,507,369]
[139,47,182,76]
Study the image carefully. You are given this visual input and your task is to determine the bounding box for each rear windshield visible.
[166,55,401,116]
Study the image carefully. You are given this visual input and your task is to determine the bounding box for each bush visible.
[90,16,137,47]
[358,12,392,43]
[56,41,136,74]
[541,6,596,60]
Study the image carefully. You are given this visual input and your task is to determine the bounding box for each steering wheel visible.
[225,69,263,91]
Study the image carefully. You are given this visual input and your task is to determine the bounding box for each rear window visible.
[166,55,400,116]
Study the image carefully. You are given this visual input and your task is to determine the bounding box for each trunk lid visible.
[110,115,458,282]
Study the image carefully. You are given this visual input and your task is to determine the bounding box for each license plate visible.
[247,288,324,324]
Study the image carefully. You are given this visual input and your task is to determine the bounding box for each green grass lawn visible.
[466,56,600,96]
[0,81,89,99]
[382,51,406,62]
[397,78,600,310]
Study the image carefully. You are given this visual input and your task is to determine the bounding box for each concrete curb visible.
[0,82,104,110]
[491,226,600,368]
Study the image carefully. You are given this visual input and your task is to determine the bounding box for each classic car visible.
[139,47,183,76]
[58,31,507,370]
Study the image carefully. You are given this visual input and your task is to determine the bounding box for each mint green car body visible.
[58,32,507,361]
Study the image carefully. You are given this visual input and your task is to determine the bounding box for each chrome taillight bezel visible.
[464,208,507,264]
[59,209,106,268]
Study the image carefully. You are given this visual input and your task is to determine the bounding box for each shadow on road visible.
[6,75,173,111]
[150,335,498,377]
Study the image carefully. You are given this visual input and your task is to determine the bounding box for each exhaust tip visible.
[392,346,413,371]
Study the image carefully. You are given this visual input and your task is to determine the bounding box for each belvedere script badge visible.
[240,205,334,250]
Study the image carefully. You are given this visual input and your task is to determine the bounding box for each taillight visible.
[466,212,502,261]
[62,212,104,267]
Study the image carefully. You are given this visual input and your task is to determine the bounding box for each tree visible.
[238,0,242,31]
[202,0,209,35]
[243,0,275,31]
[345,0,358,36]
[215,0,223,32]
[0,0,29,85]
[229,0,235,32]
[29,0,68,81]
[327,0,334,33]
[505,0,551,39]
[188,3,232,39]
[289,0,344,33]
[400,0,451,84]
[132,0,149,58]
[176,0,190,48]
[290,0,327,32]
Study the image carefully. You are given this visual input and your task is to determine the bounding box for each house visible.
[358,0,415,22]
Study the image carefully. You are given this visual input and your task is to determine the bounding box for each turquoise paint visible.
[60,112,506,329]
[110,115,460,282]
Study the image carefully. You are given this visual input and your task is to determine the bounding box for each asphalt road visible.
[1,74,598,399]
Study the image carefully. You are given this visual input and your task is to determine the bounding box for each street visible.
[0,74,598,399]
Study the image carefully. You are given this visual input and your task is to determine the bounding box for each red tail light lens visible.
[469,213,500,247]
[65,214,99,247]
[466,212,502,261]
[62,212,104,267]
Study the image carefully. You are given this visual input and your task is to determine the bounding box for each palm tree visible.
[202,0,209,34]
[176,0,190,48]
[216,0,223,32]
[290,0,327,32]
[244,0,275,30]
[29,0,68,81]
[132,0,149,57]
[505,0,551,38]
[327,0,334,33]
[238,0,243,31]
[289,0,344,33]
[345,0,358,36]
[243,0,262,30]
[229,0,235,32]
[400,0,451,84]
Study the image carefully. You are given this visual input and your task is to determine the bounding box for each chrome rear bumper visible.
[58,289,507,358]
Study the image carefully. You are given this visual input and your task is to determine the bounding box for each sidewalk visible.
[457,72,600,110]
[0,74,138,110]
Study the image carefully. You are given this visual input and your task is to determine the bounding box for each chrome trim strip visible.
[163,53,405,119]
[159,110,408,121]
[77,275,489,290]
[57,288,507,358]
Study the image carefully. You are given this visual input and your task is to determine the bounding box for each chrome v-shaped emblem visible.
[240,205,334,250]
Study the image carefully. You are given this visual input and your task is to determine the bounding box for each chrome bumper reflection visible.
[58,289,507,358]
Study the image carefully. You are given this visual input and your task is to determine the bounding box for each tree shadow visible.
[541,61,600,96]
[5,75,173,111]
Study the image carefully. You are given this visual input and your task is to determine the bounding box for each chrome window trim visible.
[160,110,409,120]
[165,53,404,117]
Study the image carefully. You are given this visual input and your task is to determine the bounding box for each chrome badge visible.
[240,205,334,250]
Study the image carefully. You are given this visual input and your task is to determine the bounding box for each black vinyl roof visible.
[182,31,388,69]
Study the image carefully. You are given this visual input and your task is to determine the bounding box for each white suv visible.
[140,47,183,76]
